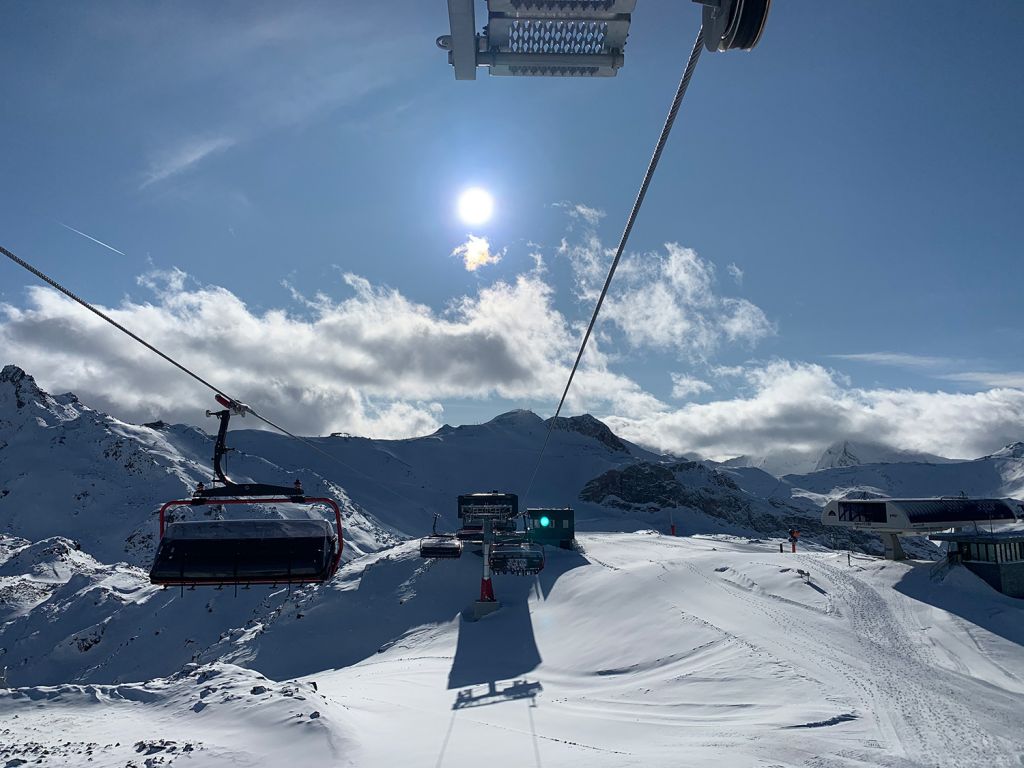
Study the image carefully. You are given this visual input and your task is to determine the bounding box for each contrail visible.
[58,222,128,256]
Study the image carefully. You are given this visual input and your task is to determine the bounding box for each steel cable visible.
[0,243,419,503]
[523,26,705,504]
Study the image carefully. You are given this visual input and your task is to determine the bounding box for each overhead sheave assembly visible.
[697,0,771,52]
[438,0,770,80]
[456,491,517,541]
[149,395,343,587]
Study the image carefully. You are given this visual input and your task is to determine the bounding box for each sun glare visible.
[457,187,494,225]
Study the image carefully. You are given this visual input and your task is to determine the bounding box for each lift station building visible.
[821,497,1020,560]
[929,530,1024,598]
[526,508,575,549]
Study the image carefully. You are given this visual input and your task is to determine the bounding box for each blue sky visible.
[1,1,1022,465]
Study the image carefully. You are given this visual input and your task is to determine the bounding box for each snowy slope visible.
[3,534,1023,767]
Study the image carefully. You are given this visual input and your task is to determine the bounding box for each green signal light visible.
[539,516,551,528]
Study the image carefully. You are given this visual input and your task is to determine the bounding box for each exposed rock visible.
[580,460,877,550]
[0,366,46,410]
[580,461,739,510]
[547,414,626,452]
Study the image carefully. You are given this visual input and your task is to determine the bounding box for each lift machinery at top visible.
[438,0,770,80]
[149,395,344,589]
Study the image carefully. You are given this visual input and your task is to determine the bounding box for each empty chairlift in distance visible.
[489,540,545,576]
[419,513,464,559]
[149,396,343,588]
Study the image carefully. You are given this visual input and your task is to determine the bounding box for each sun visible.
[457,187,494,225]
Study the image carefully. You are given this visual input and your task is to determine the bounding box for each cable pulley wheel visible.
[702,0,771,52]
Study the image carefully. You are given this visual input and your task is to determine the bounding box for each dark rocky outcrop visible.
[0,365,47,410]
[580,459,879,551]
[547,413,626,452]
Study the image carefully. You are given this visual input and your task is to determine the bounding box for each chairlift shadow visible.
[447,587,540,689]
[452,679,543,710]
[445,544,590,690]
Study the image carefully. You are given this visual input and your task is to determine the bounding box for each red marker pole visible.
[669,509,676,537]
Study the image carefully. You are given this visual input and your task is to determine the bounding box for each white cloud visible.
[726,263,743,284]
[670,373,712,399]
[4,216,1019,459]
[140,136,236,189]
[943,371,1024,389]
[605,360,1024,462]
[122,6,416,189]
[831,352,956,369]
[0,266,660,436]
[554,202,605,226]
[564,235,775,357]
[452,235,504,272]
[710,365,746,378]
[3,275,1021,459]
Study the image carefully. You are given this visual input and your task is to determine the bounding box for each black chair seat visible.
[419,536,463,559]
[150,519,338,584]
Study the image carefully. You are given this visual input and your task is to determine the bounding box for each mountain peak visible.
[814,439,952,471]
[487,409,544,427]
[546,413,626,452]
[0,364,48,410]
[1,364,31,384]
[990,441,1024,459]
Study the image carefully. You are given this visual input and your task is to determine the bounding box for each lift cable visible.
[0,242,411,500]
[523,26,706,505]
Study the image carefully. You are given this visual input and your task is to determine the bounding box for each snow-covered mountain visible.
[0,365,877,568]
[813,439,955,471]
[782,443,1024,505]
[710,449,819,477]
[2,364,1024,766]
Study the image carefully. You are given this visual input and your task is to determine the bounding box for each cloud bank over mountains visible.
[2,215,1022,461]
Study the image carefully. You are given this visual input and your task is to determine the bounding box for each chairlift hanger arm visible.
[198,403,303,498]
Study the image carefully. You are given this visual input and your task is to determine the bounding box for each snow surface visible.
[3,535,1023,767]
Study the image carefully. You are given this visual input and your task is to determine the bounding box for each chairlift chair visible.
[149,396,343,587]
[489,540,546,576]
[420,513,464,559]
[456,523,485,542]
